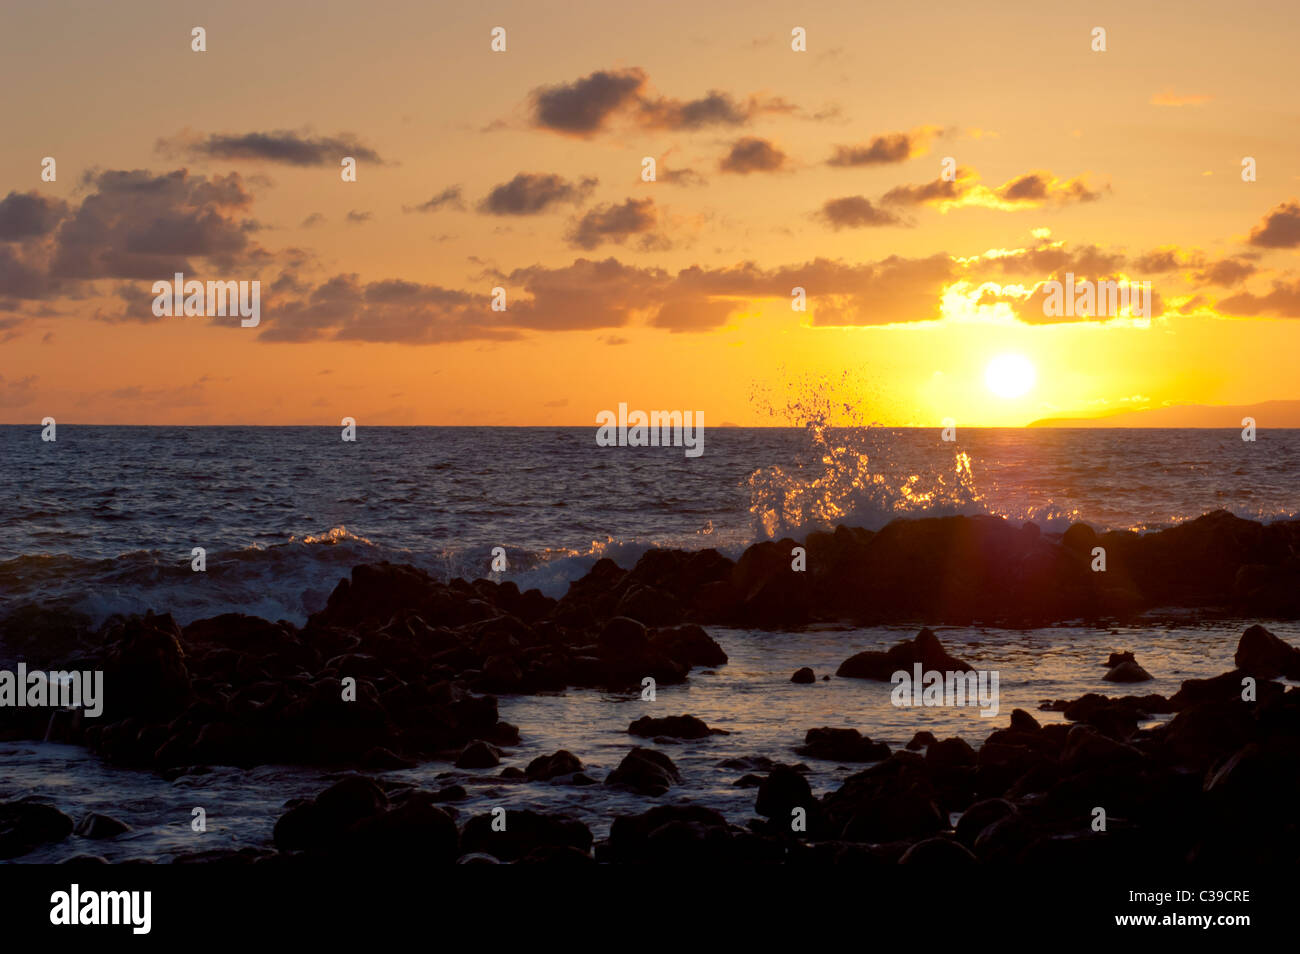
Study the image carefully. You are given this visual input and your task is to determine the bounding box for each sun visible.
[984,353,1037,399]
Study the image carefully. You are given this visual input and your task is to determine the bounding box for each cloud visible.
[1248,200,1300,248]
[882,168,1105,210]
[529,68,649,136]
[566,198,666,250]
[300,213,326,228]
[157,129,385,166]
[526,67,803,137]
[0,374,37,407]
[1150,89,1212,107]
[817,196,906,229]
[51,168,262,282]
[719,137,787,174]
[260,273,521,344]
[1217,279,1300,318]
[346,210,372,224]
[405,186,465,213]
[826,127,939,167]
[659,168,707,187]
[651,298,740,332]
[0,192,69,240]
[1194,257,1256,287]
[478,173,598,215]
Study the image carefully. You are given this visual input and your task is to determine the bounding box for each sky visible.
[2,0,1299,426]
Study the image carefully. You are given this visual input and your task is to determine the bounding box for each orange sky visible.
[2,0,1299,426]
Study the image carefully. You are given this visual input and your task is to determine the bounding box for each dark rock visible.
[525,750,583,781]
[796,727,889,762]
[791,667,816,684]
[627,714,725,740]
[905,731,938,750]
[459,809,592,862]
[899,837,978,865]
[1104,660,1153,683]
[605,747,681,796]
[74,812,131,840]
[0,799,75,859]
[455,740,502,769]
[1234,624,1300,679]
[836,628,973,681]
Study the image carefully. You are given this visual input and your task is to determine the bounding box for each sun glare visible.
[985,353,1037,399]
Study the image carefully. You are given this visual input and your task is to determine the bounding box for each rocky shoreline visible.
[2,510,1299,863]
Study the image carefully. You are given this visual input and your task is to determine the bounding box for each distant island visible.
[1029,399,1300,428]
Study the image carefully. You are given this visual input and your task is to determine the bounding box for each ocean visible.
[3,425,1298,627]
[2,424,1298,862]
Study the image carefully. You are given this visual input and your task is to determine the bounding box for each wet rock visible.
[525,750,583,781]
[455,740,502,769]
[648,624,728,668]
[899,837,978,865]
[1105,651,1137,668]
[836,628,973,681]
[1234,624,1300,679]
[755,764,816,820]
[955,798,1016,848]
[1009,708,1041,732]
[0,799,75,859]
[74,812,131,840]
[925,737,976,771]
[796,727,889,762]
[791,667,816,684]
[905,731,938,751]
[605,747,681,796]
[459,809,592,862]
[627,714,725,740]
[1104,660,1153,683]
[1060,725,1144,772]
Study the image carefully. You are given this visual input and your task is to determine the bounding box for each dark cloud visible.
[1194,257,1256,287]
[406,186,465,213]
[817,196,906,229]
[976,243,1127,278]
[259,273,520,344]
[659,168,707,187]
[719,137,787,174]
[529,68,648,136]
[567,198,664,250]
[346,210,373,224]
[51,169,260,281]
[157,129,384,166]
[827,129,936,167]
[526,68,802,137]
[1131,247,1184,272]
[478,173,598,215]
[882,168,1103,209]
[0,192,69,240]
[1217,279,1300,318]
[1248,200,1300,248]
[300,213,326,228]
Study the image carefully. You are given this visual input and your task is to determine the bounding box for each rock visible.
[74,812,131,840]
[1234,624,1300,679]
[955,798,1017,848]
[604,805,744,863]
[1104,660,1153,683]
[1105,651,1136,667]
[361,747,417,770]
[647,624,727,667]
[0,800,75,859]
[627,715,725,740]
[925,737,976,771]
[455,740,502,769]
[605,747,681,796]
[755,764,816,820]
[1009,709,1041,732]
[1060,725,1144,771]
[796,727,889,762]
[791,667,816,684]
[459,809,592,862]
[905,731,938,750]
[525,750,583,781]
[836,628,973,681]
[597,617,649,660]
[899,837,978,865]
